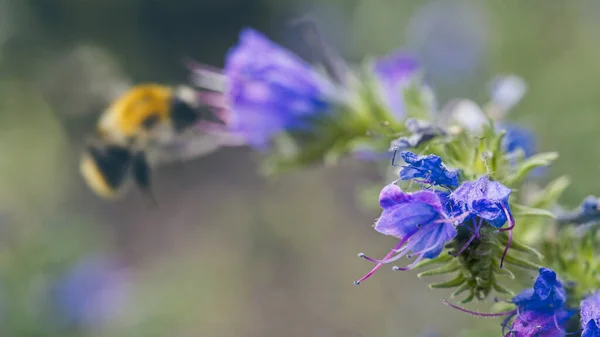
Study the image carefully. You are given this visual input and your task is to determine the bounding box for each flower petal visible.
[375,203,440,238]
[224,28,334,148]
[581,293,600,337]
[399,151,459,187]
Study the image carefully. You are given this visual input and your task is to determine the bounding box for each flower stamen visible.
[454,218,483,257]
[433,212,470,225]
[498,206,515,268]
[354,229,419,285]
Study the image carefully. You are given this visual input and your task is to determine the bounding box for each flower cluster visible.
[182,23,600,337]
[189,26,430,171]
[355,152,516,285]
[506,268,572,336]
[445,268,600,337]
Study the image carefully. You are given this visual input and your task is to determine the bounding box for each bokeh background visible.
[0,0,598,336]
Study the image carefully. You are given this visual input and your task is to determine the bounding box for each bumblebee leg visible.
[132,152,158,207]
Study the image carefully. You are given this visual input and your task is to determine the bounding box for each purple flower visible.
[373,51,420,119]
[508,309,571,337]
[443,268,572,337]
[398,151,459,187]
[450,176,515,267]
[505,268,572,337]
[225,28,335,149]
[581,293,600,337]
[450,176,512,228]
[355,183,460,284]
[52,254,131,328]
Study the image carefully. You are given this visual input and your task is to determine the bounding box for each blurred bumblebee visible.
[80,83,233,201]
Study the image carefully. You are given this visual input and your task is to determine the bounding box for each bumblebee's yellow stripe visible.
[100,84,173,138]
[80,154,119,198]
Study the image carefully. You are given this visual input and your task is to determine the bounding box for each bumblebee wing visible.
[148,130,242,165]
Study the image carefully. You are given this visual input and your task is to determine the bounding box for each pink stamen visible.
[198,92,228,110]
[498,207,515,268]
[354,229,418,285]
[454,218,483,257]
[182,57,223,74]
[393,253,426,271]
[358,245,409,264]
[377,248,411,265]
[392,232,438,271]
[357,253,378,264]
[454,233,476,257]
[442,300,516,317]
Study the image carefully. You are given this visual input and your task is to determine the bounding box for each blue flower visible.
[52,254,131,328]
[581,293,600,337]
[556,196,600,231]
[511,268,567,311]
[443,268,572,336]
[505,268,572,337]
[450,176,512,228]
[398,151,459,187]
[355,183,458,284]
[225,28,335,149]
[373,51,420,118]
[500,123,536,159]
[582,196,600,214]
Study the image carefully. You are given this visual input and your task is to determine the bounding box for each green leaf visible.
[490,129,507,174]
[504,152,559,186]
[502,254,541,270]
[417,260,461,277]
[412,253,453,269]
[531,175,571,208]
[496,267,516,279]
[513,204,556,219]
[493,281,515,296]
[451,283,471,298]
[498,237,544,260]
[430,274,465,289]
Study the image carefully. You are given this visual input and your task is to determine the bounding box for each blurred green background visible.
[0,0,598,336]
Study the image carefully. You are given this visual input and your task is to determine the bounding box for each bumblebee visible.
[80,84,226,200]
